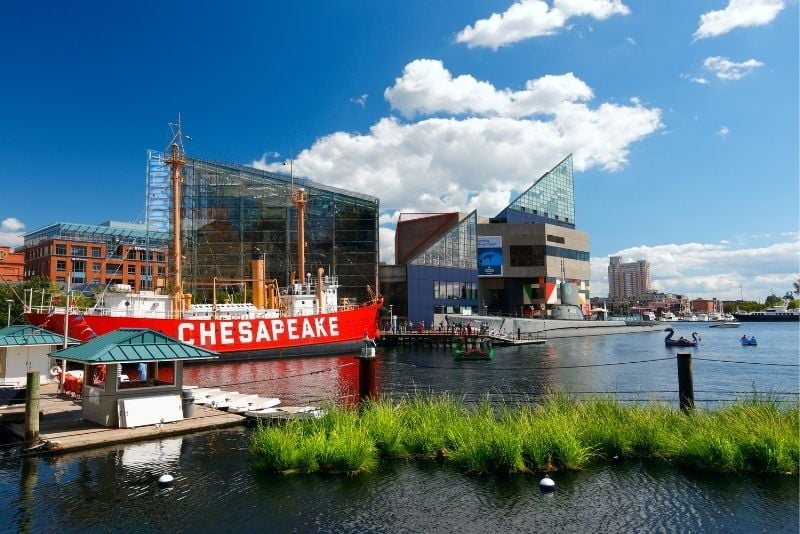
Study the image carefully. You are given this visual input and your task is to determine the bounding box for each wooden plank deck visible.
[0,383,245,454]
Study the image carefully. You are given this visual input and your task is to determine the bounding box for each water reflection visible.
[180,323,798,410]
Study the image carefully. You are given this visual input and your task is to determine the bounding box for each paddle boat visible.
[453,336,493,361]
[740,335,757,346]
[664,327,699,347]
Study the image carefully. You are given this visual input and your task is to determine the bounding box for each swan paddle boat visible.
[664,327,699,347]
[740,335,757,346]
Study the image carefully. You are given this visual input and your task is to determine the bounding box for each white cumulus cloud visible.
[456,0,630,50]
[694,0,785,40]
[703,56,765,80]
[252,60,662,263]
[590,234,800,301]
[385,59,594,118]
[0,218,25,248]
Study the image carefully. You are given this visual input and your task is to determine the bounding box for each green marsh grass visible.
[250,393,799,476]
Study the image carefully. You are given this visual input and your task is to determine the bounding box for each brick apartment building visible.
[22,221,169,292]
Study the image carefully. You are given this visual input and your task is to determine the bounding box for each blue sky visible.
[1,0,797,301]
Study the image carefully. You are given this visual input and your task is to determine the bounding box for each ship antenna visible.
[165,114,187,317]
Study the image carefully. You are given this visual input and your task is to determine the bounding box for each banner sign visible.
[477,236,502,276]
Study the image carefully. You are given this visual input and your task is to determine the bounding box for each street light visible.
[6,299,12,327]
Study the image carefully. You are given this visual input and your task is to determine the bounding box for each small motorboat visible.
[664,327,699,347]
[740,335,757,346]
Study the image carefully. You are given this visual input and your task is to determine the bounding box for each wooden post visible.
[677,352,694,413]
[24,371,40,446]
[357,353,377,402]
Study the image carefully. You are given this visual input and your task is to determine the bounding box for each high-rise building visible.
[608,256,651,298]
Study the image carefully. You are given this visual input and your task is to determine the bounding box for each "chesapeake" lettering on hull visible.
[177,316,340,346]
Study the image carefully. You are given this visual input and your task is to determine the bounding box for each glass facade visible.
[496,154,575,227]
[402,212,479,326]
[149,154,380,304]
[408,212,478,270]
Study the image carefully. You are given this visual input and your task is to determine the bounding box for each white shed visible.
[0,325,79,388]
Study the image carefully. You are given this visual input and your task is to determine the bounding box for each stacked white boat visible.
[184,386,322,421]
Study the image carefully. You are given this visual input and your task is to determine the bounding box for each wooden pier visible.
[0,383,244,454]
[378,330,545,347]
[0,384,324,454]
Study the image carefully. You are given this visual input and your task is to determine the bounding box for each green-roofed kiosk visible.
[0,325,79,388]
[50,328,217,427]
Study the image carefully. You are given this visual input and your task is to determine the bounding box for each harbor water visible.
[2,322,798,532]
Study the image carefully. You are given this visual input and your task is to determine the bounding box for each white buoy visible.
[158,474,174,486]
[539,474,556,492]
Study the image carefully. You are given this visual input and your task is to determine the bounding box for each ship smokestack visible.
[316,268,324,313]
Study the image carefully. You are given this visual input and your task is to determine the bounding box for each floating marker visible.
[539,474,556,492]
[158,474,174,486]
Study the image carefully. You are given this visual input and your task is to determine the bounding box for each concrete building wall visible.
[477,222,590,315]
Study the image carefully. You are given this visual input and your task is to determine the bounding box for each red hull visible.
[25,300,383,356]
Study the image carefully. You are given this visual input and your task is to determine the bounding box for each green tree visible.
[1,276,55,326]
[764,294,783,307]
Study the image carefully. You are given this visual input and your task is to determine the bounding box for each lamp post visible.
[6,299,12,327]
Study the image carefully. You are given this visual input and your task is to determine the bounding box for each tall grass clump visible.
[449,400,527,474]
[677,396,799,474]
[250,404,377,474]
[250,392,799,476]
[575,397,684,460]
[359,398,407,458]
[397,393,471,459]
[516,394,593,471]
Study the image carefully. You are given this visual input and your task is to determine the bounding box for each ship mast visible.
[166,115,186,316]
[293,187,306,284]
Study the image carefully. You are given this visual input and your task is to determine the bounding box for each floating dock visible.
[0,384,321,454]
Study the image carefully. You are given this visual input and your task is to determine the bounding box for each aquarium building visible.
[146,151,380,305]
[384,154,591,327]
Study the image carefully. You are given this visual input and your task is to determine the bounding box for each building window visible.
[55,244,67,255]
[128,265,136,275]
[510,245,545,267]
[546,234,565,244]
[56,260,66,272]
[92,263,101,274]
[106,263,122,275]
[72,245,87,257]
[92,247,102,258]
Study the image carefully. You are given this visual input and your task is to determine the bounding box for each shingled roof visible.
[0,325,80,347]
[50,328,218,364]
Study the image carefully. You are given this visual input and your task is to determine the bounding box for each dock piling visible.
[357,353,377,402]
[676,352,694,413]
[24,371,40,446]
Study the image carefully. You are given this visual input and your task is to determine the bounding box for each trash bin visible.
[181,389,195,418]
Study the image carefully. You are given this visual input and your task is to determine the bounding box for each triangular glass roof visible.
[495,154,575,226]
[409,211,478,269]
